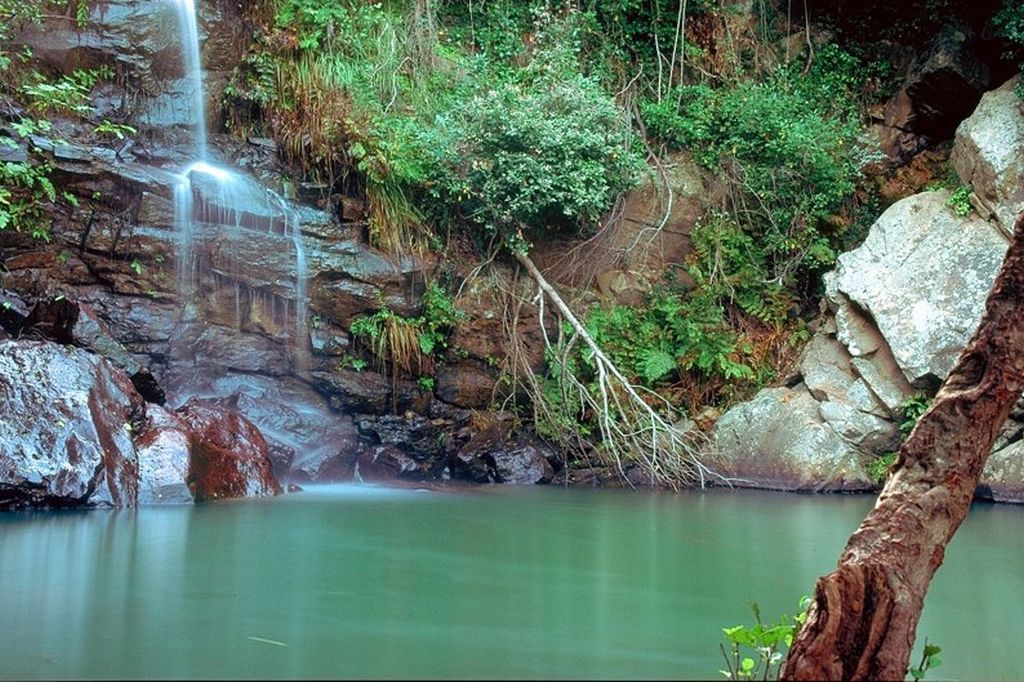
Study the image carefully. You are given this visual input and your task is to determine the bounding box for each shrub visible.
[640,45,869,289]
[430,70,642,245]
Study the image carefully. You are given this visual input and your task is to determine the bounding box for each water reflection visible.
[0,488,1021,679]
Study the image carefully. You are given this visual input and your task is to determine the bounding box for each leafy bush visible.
[0,120,57,238]
[641,45,869,289]
[585,289,754,389]
[20,66,112,116]
[993,0,1024,99]
[348,280,464,378]
[430,70,641,245]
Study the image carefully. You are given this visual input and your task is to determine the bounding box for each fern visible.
[637,348,677,384]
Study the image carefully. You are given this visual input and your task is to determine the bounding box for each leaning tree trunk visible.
[781,213,1024,681]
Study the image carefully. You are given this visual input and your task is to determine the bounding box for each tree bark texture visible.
[782,214,1024,681]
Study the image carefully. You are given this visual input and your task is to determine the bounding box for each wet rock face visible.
[176,398,282,502]
[135,404,194,505]
[14,0,246,136]
[22,297,165,404]
[0,341,143,509]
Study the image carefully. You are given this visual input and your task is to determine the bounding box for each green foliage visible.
[898,393,931,438]
[867,451,898,486]
[432,69,641,243]
[227,1,642,253]
[719,597,810,681]
[20,66,112,116]
[0,124,57,236]
[418,279,465,355]
[641,45,869,289]
[584,288,755,392]
[688,213,796,328]
[348,280,463,376]
[93,120,137,140]
[868,394,932,485]
[947,186,973,217]
[534,344,593,442]
[909,640,942,680]
[994,0,1024,98]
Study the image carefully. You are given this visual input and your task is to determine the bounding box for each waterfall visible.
[169,0,311,387]
[269,191,311,372]
[172,0,208,160]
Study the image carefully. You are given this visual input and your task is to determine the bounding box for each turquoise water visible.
[0,485,1020,680]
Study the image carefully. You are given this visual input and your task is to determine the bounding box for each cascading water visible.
[169,0,310,388]
[172,0,208,160]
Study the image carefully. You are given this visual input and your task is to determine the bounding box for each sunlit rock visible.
[832,190,1008,387]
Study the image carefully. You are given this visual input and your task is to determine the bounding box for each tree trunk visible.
[782,214,1024,681]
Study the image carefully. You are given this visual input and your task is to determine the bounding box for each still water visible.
[0,485,1021,680]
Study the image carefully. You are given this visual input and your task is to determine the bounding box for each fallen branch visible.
[514,249,724,489]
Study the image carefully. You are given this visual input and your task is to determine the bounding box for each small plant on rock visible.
[947,186,973,217]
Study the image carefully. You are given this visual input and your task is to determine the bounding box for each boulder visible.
[712,387,874,492]
[435,363,499,409]
[832,191,1008,386]
[491,444,556,485]
[355,445,432,481]
[311,369,430,415]
[355,414,449,459]
[175,398,281,501]
[977,440,1024,504]
[23,297,165,404]
[0,340,143,509]
[135,404,193,504]
[951,76,1024,236]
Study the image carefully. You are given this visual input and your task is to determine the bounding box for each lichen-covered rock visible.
[0,340,143,509]
[951,76,1024,236]
[175,398,281,501]
[712,387,873,492]
[832,191,1008,386]
[977,440,1024,503]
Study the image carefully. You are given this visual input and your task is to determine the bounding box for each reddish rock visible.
[435,363,499,409]
[176,399,282,502]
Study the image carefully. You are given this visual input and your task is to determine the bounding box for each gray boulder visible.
[135,405,193,505]
[951,76,1024,236]
[713,387,874,492]
[832,191,1008,386]
[978,440,1024,504]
